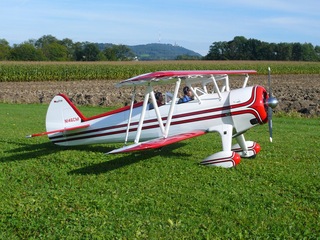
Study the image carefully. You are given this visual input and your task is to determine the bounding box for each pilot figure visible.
[149,91,164,109]
[179,86,193,103]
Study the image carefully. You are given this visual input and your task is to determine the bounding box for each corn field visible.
[0,61,320,82]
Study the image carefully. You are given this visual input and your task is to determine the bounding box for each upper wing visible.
[107,130,206,154]
[116,70,257,87]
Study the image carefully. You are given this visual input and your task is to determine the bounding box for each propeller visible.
[267,67,279,142]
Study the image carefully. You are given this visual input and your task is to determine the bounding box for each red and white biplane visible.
[27,69,278,168]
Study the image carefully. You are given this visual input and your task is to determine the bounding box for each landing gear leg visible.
[201,124,241,168]
[231,134,261,158]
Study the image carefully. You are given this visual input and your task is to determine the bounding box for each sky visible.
[1,0,320,56]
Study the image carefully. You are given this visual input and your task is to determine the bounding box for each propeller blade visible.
[268,67,272,98]
[268,107,273,142]
[267,67,276,143]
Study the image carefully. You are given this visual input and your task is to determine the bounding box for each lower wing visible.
[108,130,206,154]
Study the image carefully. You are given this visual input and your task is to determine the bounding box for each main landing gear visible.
[200,124,261,168]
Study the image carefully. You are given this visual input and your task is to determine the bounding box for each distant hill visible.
[128,43,202,60]
[96,43,202,60]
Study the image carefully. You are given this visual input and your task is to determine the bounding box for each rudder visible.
[46,94,85,134]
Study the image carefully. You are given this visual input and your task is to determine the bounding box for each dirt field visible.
[0,74,319,116]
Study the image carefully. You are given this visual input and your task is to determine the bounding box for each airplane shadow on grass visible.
[69,143,190,175]
[1,139,190,174]
[1,140,58,162]
[0,140,114,163]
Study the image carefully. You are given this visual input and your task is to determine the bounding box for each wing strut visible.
[242,74,250,88]
[211,75,222,99]
[124,87,136,145]
[149,90,165,136]
[164,78,181,138]
[131,78,181,144]
[134,85,152,144]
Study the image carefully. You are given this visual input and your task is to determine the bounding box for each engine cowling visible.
[229,86,268,133]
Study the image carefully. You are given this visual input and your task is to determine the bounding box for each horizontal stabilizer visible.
[26,123,90,138]
[108,130,206,154]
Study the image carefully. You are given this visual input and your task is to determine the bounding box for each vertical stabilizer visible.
[46,94,85,134]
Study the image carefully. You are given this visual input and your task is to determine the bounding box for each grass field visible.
[0,103,319,239]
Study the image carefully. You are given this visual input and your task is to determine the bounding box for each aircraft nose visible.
[267,97,279,109]
[267,97,278,109]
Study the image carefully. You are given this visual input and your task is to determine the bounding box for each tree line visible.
[0,35,135,61]
[0,35,319,61]
[204,36,320,61]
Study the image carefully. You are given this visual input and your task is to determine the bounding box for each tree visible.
[97,51,107,61]
[276,43,292,61]
[300,43,318,61]
[114,44,135,61]
[204,41,228,60]
[10,42,44,61]
[83,43,100,61]
[104,46,117,61]
[291,43,303,61]
[42,42,68,61]
[227,36,248,60]
[73,42,85,61]
[315,46,320,60]
[35,35,58,48]
[72,42,100,61]
[0,39,11,60]
[205,36,320,61]
[104,45,135,61]
[260,42,277,60]
[176,54,201,60]
[59,38,76,60]
[246,38,263,60]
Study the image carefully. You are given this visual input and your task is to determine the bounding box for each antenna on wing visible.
[267,67,279,142]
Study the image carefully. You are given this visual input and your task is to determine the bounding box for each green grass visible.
[0,103,319,239]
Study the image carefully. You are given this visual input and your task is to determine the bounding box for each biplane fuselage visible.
[47,85,267,146]
[29,70,277,168]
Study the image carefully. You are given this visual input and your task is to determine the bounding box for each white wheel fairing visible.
[200,151,241,168]
[231,141,261,158]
